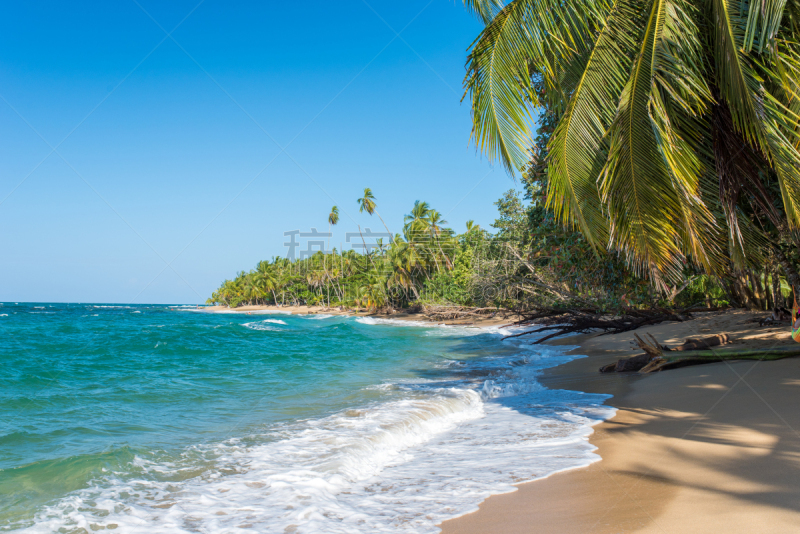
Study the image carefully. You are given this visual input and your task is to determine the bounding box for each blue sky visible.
[0,1,520,304]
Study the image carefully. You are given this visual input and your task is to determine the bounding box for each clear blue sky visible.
[0,1,519,304]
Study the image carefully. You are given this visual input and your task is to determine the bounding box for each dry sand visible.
[440,309,800,533]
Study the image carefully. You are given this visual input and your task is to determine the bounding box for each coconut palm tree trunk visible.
[358,224,377,269]
[375,211,395,242]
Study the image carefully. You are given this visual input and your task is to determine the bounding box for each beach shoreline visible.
[190,304,800,532]
[192,304,518,327]
[441,309,800,533]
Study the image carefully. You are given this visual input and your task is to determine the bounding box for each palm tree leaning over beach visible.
[462,0,800,287]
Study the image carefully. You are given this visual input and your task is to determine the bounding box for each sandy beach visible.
[199,304,800,532]
[441,309,800,533]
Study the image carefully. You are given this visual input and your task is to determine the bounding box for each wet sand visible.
[440,309,800,533]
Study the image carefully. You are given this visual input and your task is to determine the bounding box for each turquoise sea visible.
[1,303,613,533]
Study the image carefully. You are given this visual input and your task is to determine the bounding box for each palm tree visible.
[254,261,278,304]
[357,188,393,238]
[358,273,388,311]
[328,205,339,251]
[427,209,453,271]
[466,220,481,232]
[462,0,800,285]
[403,200,432,241]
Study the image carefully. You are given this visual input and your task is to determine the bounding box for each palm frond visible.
[464,0,614,172]
[546,0,643,250]
[712,0,776,149]
[743,0,788,53]
[650,0,725,273]
[714,0,800,225]
[463,0,506,24]
[712,102,773,268]
[601,0,688,283]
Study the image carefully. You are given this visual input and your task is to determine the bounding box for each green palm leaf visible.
[714,0,800,225]
[464,0,613,172]
[601,0,687,282]
[463,0,506,23]
[546,0,643,249]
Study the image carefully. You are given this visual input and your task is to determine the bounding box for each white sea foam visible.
[307,313,335,319]
[22,324,614,534]
[356,316,434,328]
[242,319,287,331]
[356,316,505,338]
[180,307,293,315]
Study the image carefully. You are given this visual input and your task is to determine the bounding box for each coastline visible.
[171,303,614,532]
[193,304,518,327]
[10,304,604,533]
[191,305,800,531]
[440,309,800,533]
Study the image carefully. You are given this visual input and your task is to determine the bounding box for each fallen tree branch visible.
[504,308,689,343]
[640,345,800,373]
[503,243,596,306]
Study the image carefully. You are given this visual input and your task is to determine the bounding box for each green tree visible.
[463,0,800,285]
[357,187,393,237]
[328,205,339,251]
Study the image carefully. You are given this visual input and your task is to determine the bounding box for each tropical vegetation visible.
[209,183,765,312]
[461,0,800,293]
[209,193,476,310]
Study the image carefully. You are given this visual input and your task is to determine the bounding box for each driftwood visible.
[759,308,792,326]
[640,345,800,373]
[600,334,800,374]
[600,335,665,373]
[599,353,652,373]
[668,334,730,351]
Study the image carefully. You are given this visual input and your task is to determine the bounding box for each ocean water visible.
[0,303,614,533]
